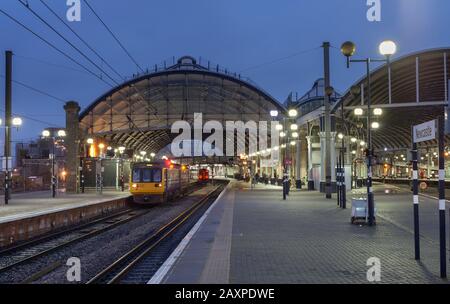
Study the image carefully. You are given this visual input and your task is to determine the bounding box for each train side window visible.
[153,169,162,183]
[132,169,141,182]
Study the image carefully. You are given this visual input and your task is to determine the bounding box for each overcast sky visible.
[0,0,448,145]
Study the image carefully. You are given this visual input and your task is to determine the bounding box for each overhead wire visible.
[0,74,66,104]
[39,0,125,81]
[84,0,145,73]
[0,8,114,87]
[16,0,120,86]
[14,54,90,75]
[238,46,321,73]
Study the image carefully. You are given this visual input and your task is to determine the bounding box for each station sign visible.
[1,157,12,171]
[413,120,436,143]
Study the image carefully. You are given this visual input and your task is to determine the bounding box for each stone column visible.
[330,132,337,186]
[318,132,337,193]
[306,136,314,190]
[319,132,326,192]
[295,139,302,189]
[300,135,308,182]
[64,101,80,193]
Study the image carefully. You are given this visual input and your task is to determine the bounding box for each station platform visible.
[152,181,450,284]
[0,190,130,247]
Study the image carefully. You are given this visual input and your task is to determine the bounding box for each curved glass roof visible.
[79,56,286,154]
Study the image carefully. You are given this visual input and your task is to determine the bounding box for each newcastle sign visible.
[413,120,436,143]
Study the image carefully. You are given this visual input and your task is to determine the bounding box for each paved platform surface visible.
[0,190,130,224]
[158,181,450,284]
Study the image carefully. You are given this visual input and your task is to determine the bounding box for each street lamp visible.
[354,108,364,116]
[42,129,66,198]
[57,130,66,137]
[270,110,279,118]
[373,108,383,116]
[288,109,298,118]
[12,117,22,127]
[341,39,396,226]
[379,40,397,58]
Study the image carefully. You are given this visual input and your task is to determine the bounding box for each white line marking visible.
[147,183,230,284]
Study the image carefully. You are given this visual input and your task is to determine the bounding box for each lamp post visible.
[341,40,396,226]
[3,116,22,205]
[43,129,66,198]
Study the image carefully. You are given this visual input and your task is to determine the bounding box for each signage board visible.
[413,120,436,143]
[1,157,12,171]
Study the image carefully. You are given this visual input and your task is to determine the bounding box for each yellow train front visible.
[130,161,192,204]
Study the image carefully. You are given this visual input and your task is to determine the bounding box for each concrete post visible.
[64,101,80,193]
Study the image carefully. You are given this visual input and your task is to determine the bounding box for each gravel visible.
[0,185,218,284]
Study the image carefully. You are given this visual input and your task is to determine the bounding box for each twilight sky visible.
[0,0,448,146]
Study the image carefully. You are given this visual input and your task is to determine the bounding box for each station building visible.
[49,48,450,193]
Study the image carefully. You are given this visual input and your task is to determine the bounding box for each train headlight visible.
[155,183,162,188]
[132,184,138,189]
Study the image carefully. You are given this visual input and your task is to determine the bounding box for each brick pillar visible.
[64,101,80,193]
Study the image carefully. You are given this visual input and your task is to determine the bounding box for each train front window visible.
[134,168,162,183]
[132,169,141,182]
[142,169,152,182]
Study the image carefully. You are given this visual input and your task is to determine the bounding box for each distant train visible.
[130,161,195,204]
[198,168,210,182]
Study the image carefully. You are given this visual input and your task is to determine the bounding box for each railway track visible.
[87,182,227,284]
[0,207,149,275]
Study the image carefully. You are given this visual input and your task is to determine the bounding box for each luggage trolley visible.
[351,197,376,224]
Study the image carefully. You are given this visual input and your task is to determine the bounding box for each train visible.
[198,168,210,182]
[130,161,195,204]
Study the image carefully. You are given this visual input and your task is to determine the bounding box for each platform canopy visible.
[79,56,286,155]
[335,48,450,150]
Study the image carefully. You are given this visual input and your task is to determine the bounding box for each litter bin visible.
[351,198,376,224]
[356,179,363,188]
